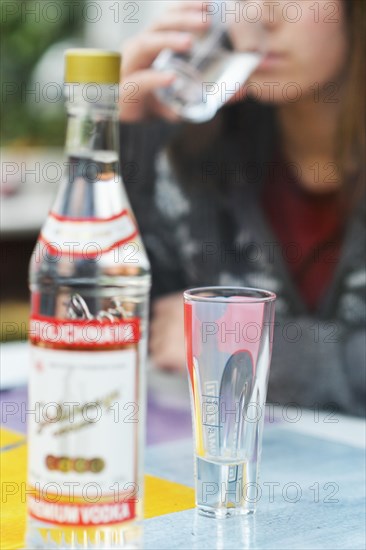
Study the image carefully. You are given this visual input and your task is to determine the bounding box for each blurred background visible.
[1,0,167,341]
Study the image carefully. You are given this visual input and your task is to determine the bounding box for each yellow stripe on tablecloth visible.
[0,426,26,448]
[144,474,194,518]
[0,433,27,550]
[0,428,194,549]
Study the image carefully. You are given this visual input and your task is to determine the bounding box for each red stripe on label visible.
[28,496,136,527]
[49,209,130,223]
[30,316,140,347]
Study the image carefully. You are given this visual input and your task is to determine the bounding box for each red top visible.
[262,158,344,311]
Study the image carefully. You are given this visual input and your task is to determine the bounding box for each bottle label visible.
[39,209,138,258]
[27,316,140,527]
[30,316,140,348]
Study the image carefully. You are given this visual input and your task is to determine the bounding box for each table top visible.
[1,148,61,237]
[144,427,365,550]
[1,342,365,549]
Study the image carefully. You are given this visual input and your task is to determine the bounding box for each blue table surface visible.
[1,372,365,550]
[144,426,365,550]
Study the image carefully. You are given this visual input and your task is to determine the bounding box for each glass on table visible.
[153,0,267,123]
[183,287,276,518]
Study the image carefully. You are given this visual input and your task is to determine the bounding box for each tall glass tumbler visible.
[153,1,266,123]
[184,287,276,518]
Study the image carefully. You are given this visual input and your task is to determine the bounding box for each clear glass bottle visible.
[26,49,151,549]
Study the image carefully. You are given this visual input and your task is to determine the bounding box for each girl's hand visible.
[120,2,210,122]
[150,292,186,372]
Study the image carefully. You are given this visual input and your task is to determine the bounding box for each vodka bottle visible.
[26,49,151,549]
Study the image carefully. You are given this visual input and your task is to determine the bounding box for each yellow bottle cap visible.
[65,49,121,84]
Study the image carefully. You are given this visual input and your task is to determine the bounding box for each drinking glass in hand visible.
[153,1,266,123]
[184,287,276,518]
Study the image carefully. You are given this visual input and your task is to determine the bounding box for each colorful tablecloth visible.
[0,427,194,549]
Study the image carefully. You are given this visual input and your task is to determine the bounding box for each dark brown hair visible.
[338,0,365,190]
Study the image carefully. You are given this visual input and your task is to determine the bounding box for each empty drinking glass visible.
[184,287,276,518]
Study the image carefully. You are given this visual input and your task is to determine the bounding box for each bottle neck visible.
[52,84,124,219]
[64,84,120,161]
